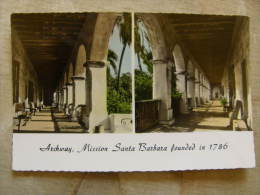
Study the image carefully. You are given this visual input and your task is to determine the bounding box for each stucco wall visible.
[221,18,250,124]
[1,1,260,195]
[109,114,132,133]
[12,29,41,110]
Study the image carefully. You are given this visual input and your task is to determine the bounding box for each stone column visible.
[53,91,57,106]
[194,69,200,107]
[41,88,44,107]
[176,70,188,114]
[58,90,63,112]
[200,74,204,104]
[206,80,211,102]
[62,86,68,113]
[187,75,195,107]
[84,60,108,131]
[153,59,173,123]
[66,83,73,115]
[71,76,86,121]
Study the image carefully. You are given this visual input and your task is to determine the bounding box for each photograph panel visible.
[11,12,133,134]
[134,13,250,133]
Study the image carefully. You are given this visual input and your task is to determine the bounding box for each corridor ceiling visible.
[11,13,88,89]
[168,14,236,85]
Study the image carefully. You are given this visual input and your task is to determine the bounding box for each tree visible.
[134,21,143,71]
[134,19,154,101]
[134,18,154,74]
[135,69,152,101]
[116,13,132,90]
[141,49,153,74]
[107,49,118,76]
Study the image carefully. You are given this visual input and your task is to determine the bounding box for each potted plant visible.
[220,97,228,111]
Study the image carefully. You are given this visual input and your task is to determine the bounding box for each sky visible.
[108,20,152,75]
[108,25,132,76]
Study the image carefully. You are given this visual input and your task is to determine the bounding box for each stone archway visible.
[75,44,86,77]
[86,13,120,131]
[241,60,248,119]
[71,44,87,122]
[64,63,74,115]
[228,64,236,108]
[68,63,74,83]
[187,61,195,107]
[194,68,200,106]
[137,14,173,123]
[173,44,188,113]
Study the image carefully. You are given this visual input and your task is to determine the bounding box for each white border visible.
[12,131,255,172]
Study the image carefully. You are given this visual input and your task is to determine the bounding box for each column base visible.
[71,109,78,122]
[58,105,64,112]
[180,100,189,114]
[82,115,89,129]
[159,119,175,125]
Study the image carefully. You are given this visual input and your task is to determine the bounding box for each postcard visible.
[10,12,255,171]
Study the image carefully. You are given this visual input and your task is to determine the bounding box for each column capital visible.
[175,70,187,75]
[71,76,85,81]
[152,59,169,65]
[83,60,107,68]
[66,82,73,86]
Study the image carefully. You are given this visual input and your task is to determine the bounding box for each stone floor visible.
[148,100,232,133]
[13,107,86,133]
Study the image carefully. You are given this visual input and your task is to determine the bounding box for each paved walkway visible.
[148,100,232,133]
[13,107,86,133]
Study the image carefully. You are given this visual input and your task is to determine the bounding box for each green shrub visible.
[220,97,228,106]
[107,73,132,114]
[135,69,152,101]
[172,90,182,99]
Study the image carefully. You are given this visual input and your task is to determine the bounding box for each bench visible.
[30,102,37,116]
[14,103,30,131]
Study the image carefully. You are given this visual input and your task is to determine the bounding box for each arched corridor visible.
[12,12,133,133]
[135,13,250,133]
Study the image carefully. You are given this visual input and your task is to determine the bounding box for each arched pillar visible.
[84,60,107,130]
[71,76,86,121]
[57,88,63,112]
[153,59,173,122]
[173,44,188,113]
[139,14,174,124]
[65,64,74,114]
[194,68,200,107]
[53,91,57,106]
[62,86,67,112]
[87,13,119,131]
[62,72,68,114]
[71,44,87,122]
[187,61,195,108]
[206,78,211,102]
[65,83,72,113]
[234,60,248,120]
[199,73,204,104]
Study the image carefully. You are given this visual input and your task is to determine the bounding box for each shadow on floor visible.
[140,102,232,133]
[14,107,88,133]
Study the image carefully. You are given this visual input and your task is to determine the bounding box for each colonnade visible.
[53,60,108,132]
[152,44,211,124]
